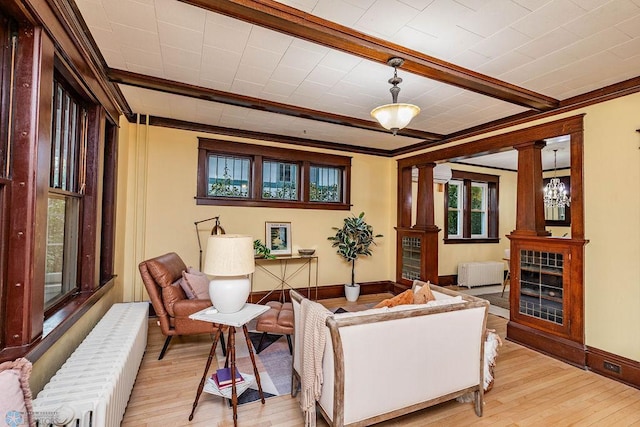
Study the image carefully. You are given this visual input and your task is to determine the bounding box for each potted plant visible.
[328,212,382,301]
[253,239,275,259]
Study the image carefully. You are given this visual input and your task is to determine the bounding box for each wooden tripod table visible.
[188,303,270,426]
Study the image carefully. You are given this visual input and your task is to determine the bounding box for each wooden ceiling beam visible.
[107,68,443,141]
[179,0,559,111]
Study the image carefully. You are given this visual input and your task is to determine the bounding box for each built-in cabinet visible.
[395,227,439,287]
[507,236,587,366]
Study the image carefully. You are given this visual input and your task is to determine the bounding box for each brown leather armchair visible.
[138,252,226,359]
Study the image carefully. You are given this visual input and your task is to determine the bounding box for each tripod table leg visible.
[189,326,221,421]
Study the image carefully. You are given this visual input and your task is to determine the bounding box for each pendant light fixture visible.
[543,149,570,208]
[370,57,421,136]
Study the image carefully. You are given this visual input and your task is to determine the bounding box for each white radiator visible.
[457,261,504,288]
[33,302,148,427]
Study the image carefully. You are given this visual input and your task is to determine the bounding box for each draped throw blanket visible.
[300,298,332,427]
[483,329,502,391]
[456,329,502,403]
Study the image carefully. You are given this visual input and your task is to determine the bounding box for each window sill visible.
[0,279,114,364]
[444,238,500,244]
[195,196,350,210]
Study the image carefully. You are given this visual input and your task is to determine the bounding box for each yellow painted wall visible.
[582,94,640,361]
[118,124,395,299]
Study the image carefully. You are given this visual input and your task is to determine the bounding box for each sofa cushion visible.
[374,289,414,308]
[163,280,188,316]
[413,282,435,304]
[182,269,210,300]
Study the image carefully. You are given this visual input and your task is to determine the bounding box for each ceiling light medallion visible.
[370,57,421,136]
[543,149,570,208]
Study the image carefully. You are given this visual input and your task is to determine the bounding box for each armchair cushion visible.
[163,279,188,317]
[145,254,187,288]
[182,269,210,300]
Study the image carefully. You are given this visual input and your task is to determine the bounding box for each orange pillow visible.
[374,289,414,308]
[414,282,435,304]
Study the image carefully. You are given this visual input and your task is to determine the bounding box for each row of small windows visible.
[208,156,341,203]
[198,139,351,209]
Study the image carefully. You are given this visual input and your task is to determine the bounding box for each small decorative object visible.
[253,239,275,259]
[203,234,255,313]
[297,249,315,256]
[265,222,292,256]
[328,212,382,302]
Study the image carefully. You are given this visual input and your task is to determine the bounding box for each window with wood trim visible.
[45,77,86,310]
[444,170,499,243]
[197,138,351,210]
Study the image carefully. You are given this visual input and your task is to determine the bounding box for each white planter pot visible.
[344,283,361,302]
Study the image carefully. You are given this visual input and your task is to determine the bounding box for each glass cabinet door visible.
[518,250,564,325]
[401,235,421,281]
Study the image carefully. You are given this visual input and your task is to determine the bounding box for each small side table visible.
[188,303,270,426]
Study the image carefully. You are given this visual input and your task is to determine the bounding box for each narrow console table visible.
[252,255,318,303]
[188,304,270,426]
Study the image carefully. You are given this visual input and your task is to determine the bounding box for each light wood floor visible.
[122,294,640,426]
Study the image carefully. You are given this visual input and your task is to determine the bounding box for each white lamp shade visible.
[203,234,255,276]
[370,103,420,131]
[433,164,452,184]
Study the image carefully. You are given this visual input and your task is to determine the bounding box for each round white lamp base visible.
[208,275,251,314]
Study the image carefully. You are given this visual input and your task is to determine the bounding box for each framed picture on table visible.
[265,222,292,256]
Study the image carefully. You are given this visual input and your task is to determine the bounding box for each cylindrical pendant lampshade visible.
[370,103,420,131]
[203,234,255,276]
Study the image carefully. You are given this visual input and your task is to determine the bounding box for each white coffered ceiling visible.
[74,0,640,158]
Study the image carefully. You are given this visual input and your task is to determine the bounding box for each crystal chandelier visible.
[370,57,420,136]
[543,150,570,208]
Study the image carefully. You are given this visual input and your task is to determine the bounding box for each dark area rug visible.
[477,291,510,310]
[248,331,281,353]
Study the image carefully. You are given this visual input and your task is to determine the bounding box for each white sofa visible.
[290,283,490,427]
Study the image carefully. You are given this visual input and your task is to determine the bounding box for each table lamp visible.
[203,234,255,313]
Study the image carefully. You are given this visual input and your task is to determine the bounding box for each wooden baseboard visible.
[249,280,397,303]
[507,321,586,368]
[438,275,457,286]
[587,346,640,390]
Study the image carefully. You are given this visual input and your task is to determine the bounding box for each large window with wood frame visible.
[45,78,86,309]
[444,171,499,243]
[196,138,351,210]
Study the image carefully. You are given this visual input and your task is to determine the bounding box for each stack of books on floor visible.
[204,367,255,398]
